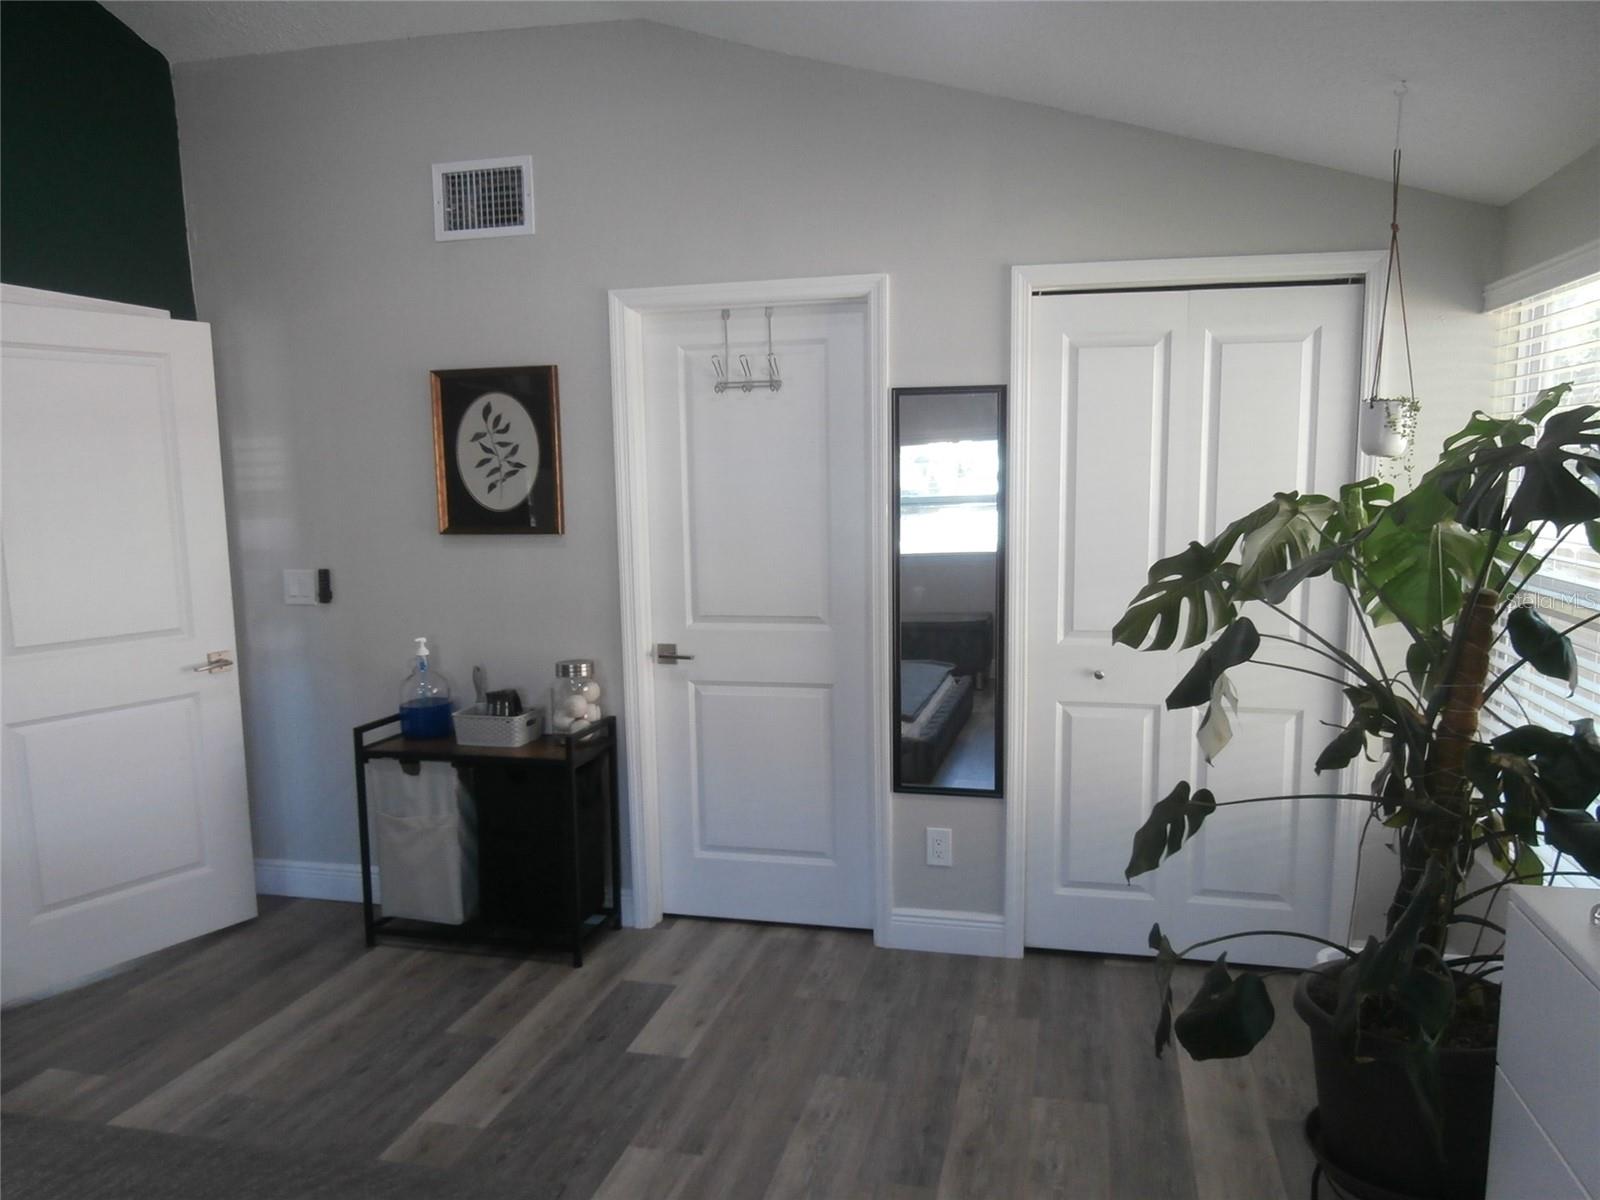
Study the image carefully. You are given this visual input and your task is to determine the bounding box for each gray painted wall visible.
[174,18,1505,921]
[1499,143,1599,282]
[901,555,996,620]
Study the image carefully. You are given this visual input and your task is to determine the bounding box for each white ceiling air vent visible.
[432,155,534,241]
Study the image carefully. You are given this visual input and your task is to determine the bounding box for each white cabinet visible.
[1487,887,1600,1200]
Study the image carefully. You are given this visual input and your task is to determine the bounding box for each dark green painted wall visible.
[2,1,195,318]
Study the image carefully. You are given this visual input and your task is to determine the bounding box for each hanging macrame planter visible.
[1359,84,1422,466]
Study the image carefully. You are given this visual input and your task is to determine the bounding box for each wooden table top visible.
[360,717,615,767]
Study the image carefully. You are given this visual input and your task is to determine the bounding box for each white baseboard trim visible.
[254,858,377,903]
[880,906,1009,957]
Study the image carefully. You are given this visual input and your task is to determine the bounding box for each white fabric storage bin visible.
[367,761,477,925]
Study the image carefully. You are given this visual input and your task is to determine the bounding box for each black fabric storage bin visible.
[471,762,607,934]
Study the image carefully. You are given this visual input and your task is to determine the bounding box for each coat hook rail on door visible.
[710,307,783,394]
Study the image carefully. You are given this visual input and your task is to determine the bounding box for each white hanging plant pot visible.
[1360,397,1417,459]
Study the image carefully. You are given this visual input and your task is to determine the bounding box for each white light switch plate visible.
[283,569,317,605]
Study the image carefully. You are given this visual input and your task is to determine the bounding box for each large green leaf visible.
[1511,837,1547,883]
[1442,386,1566,455]
[1115,493,1343,651]
[1544,806,1600,876]
[1491,725,1572,757]
[1465,744,1542,838]
[1527,719,1600,811]
[1308,477,1395,595]
[1167,618,1261,709]
[1413,388,1600,534]
[1314,722,1368,775]
[1330,476,1395,536]
[1256,539,1362,604]
[1125,782,1216,879]
[1506,405,1600,530]
[1148,924,1181,1058]
[1113,542,1239,651]
[1173,955,1276,1060]
[1230,492,1336,598]
[1356,511,1522,630]
[1507,605,1578,692]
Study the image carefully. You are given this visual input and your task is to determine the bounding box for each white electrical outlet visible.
[283,569,317,605]
[926,827,953,868]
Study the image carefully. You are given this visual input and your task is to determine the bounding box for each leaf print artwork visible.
[454,391,539,512]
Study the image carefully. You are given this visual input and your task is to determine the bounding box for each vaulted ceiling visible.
[106,1,1600,205]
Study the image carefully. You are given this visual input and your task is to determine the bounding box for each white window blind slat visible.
[1483,272,1599,883]
[1487,273,1600,602]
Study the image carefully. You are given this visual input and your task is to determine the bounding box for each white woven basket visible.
[453,704,544,748]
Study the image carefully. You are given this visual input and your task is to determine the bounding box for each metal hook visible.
[711,306,781,394]
[764,307,782,391]
[718,309,733,389]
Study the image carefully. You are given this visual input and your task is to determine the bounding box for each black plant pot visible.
[1294,966,1496,1200]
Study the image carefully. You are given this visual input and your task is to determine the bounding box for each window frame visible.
[896,434,1002,557]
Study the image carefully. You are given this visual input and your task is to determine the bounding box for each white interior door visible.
[1023,283,1363,966]
[2,297,256,1004]
[642,302,873,928]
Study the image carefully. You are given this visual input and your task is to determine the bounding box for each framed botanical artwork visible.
[430,365,563,534]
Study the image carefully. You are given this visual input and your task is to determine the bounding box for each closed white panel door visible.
[1023,284,1363,966]
[2,300,256,1004]
[643,303,872,927]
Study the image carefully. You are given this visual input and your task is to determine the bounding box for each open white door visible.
[1022,282,1363,966]
[2,297,256,1004]
[639,301,874,928]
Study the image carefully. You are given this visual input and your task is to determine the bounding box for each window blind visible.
[1483,272,1599,884]
[1488,273,1600,593]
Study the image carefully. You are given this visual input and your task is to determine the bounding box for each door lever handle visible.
[655,643,695,664]
[192,651,234,673]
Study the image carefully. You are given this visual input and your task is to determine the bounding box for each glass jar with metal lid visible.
[551,658,603,733]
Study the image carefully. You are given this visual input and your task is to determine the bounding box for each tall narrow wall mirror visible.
[892,386,1005,797]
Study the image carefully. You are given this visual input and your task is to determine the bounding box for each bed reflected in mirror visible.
[892,386,1005,797]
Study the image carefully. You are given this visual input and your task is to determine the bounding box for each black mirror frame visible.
[890,385,1006,799]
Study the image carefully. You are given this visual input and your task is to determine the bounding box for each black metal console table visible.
[352,714,620,966]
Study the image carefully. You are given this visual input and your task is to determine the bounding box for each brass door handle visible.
[192,651,234,673]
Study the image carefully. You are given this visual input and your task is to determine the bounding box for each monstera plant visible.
[1114,384,1600,1198]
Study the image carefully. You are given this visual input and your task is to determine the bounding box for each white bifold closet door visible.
[642,302,874,929]
[1023,283,1363,966]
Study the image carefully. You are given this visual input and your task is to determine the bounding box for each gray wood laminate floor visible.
[1,897,1320,1199]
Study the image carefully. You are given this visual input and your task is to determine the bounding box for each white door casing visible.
[1020,279,1368,966]
[2,297,256,1004]
[610,275,891,935]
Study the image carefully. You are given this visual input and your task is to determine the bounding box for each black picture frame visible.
[891,385,1007,798]
[431,365,563,534]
